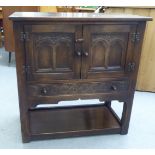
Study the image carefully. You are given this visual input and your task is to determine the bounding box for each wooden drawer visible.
[27,80,130,97]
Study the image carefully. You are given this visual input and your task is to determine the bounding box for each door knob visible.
[76,51,81,56]
[41,87,48,95]
[111,85,117,91]
[83,52,89,57]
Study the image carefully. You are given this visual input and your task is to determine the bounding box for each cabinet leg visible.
[22,135,31,143]
[20,119,31,143]
[20,108,31,143]
[120,98,133,134]
[8,52,12,64]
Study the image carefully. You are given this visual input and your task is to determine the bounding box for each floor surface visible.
[0,47,155,149]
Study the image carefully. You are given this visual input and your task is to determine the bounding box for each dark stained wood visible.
[121,22,147,134]
[0,8,2,48]
[82,24,137,79]
[30,105,120,135]
[13,22,31,142]
[28,92,129,108]
[10,12,151,142]
[24,24,82,80]
[9,12,152,22]
[27,80,129,97]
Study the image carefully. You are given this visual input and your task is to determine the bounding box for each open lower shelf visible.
[29,104,121,139]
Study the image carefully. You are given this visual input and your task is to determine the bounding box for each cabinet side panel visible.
[13,22,31,142]
[131,22,146,93]
[120,22,147,134]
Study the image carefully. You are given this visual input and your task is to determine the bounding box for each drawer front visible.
[27,80,130,97]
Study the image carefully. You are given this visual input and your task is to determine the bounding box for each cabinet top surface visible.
[9,12,152,22]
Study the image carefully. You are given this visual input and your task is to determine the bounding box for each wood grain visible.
[10,12,148,142]
[29,105,120,135]
[105,7,155,92]
[9,12,152,22]
[39,6,57,12]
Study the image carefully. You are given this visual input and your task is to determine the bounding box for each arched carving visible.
[55,41,73,69]
[92,33,125,45]
[33,33,74,72]
[91,38,108,68]
[35,35,72,47]
[108,39,124,67]
[91,33,126,70]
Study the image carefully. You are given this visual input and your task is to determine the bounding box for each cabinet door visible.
[82,24,137,79]
[24,25,82,81]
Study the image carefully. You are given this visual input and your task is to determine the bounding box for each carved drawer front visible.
[27,80,129,97]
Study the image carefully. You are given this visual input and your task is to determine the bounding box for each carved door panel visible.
[82,25,137,79]
[24,25,82,81]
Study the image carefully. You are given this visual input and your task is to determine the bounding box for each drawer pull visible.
[41,88,48,95]
[76,38,84,43]
[111,85,117,91]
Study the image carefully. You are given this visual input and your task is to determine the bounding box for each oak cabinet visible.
[10,12,151,142]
